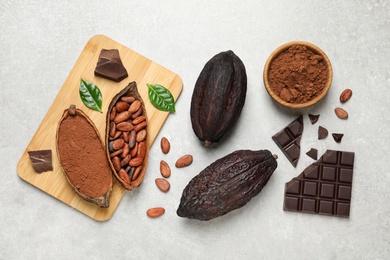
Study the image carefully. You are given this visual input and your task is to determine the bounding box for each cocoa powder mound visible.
[57,114,112,198]
[268,44,328,104]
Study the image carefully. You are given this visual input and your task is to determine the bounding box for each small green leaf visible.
[147,83,175,112]
[79,79,103,113]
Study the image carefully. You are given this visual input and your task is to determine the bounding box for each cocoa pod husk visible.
[105,82,148,190]
[56,105,112,208]
[190,50,247,146]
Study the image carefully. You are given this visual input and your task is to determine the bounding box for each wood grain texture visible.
[16,35,183,221]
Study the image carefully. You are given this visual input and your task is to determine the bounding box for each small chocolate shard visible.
[284,150,355,218]
[332,133,344,143]
[94,49,128,82]
[308,114,320,124]
[306,148,318,160]
[272,115,303,167]
[318,126,328,140]
[28,150,53,173]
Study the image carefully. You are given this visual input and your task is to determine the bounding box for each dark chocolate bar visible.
[28,150,53,173]
[284,150,355,217]
[94,49,128,82]
[272,115,303,167]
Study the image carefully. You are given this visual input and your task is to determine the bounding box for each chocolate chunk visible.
[318,126,328,140]
[284,150,355,217]
[94,49,128,82]
[272,115,303,167]
[308,114,320,124]
[306,148,318,160]
[28,150,53,173]
[332,133,344,143]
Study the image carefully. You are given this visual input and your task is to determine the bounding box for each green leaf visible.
[147,83,175,112]
[79,79,103,113]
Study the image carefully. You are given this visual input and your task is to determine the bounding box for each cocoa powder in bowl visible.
[263,41,332,108]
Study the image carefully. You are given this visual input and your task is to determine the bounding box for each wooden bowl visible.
[263,41,333,109]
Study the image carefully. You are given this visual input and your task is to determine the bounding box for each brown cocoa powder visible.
[57,114,112,198]
[268,44,328,104]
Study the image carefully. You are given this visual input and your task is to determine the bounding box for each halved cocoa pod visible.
[105,82,149,190]
[56,105,112,208]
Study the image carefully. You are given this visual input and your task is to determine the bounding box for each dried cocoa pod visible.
[105,82,148,190]
[56,105,112,208]
[190,50,247,146]
[177,149,277,220]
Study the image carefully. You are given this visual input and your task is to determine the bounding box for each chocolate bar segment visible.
[283,150,355,217]
[272,115,303,167]
[308,114,320,124]
[28,150,53,173]
[94,49,128,82]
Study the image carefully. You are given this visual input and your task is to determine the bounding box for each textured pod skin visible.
[190,50,247,146]
[177,150,277,221]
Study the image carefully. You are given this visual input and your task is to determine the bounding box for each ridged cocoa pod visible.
[177,150,277,220]
[105,82,149,190]
[190,50,247,146]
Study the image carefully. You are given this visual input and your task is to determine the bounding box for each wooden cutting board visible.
[16,35,183,221]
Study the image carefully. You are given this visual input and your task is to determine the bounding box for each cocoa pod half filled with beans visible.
[190,50,247,146]
[106,82,148,190]
[56,105,113,208]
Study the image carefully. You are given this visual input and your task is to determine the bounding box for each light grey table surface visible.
[1,1,389,259]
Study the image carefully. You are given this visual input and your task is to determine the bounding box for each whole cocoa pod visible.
[177,149,277,220]
[190,50,247,146]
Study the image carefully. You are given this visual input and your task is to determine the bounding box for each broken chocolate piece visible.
[28,150,53,173]
[272,115,303,167]
[332,133,344,143]
[318,126,328,140]
[306,148,318,160]
[284,150,355,217]
[308,114,320,124]
[94,49,128,82]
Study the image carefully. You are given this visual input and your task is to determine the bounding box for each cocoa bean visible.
[136,129,147,142]
[137,141,146,159]
[121,143,130,158]
[155,178,170,192]
[129,130,136,149]
[116,121,134,131]
[131,107,143,119]
[160,137,170,154]
[109,122,116,138]
[340,89,352,103]
[147,207,165,218]
[112,156,121,171]
[114,111,132,124]
[110,107,117,121]
[123,131,130,143]
[110,149,123,158]
[119,169,130,184]
[131,165,143,181]
[160,160,171,178]
[116,101,130,112]
[109,130,122,141]
[335,107,348,119]
[175,154,193,168]
[132,115,146,125]
[121,96,135,103]
[134,121,147,132]
[130,157,143,167]
[128,100,141,113]
[109,139,125,151]
[120,154,131,167]
[130,142,138,157]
